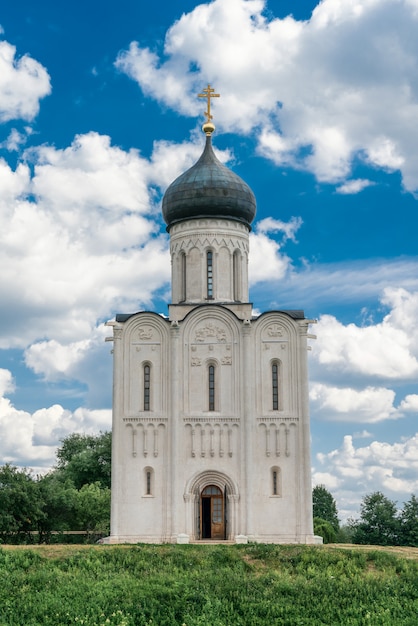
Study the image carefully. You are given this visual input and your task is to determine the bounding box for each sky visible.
[0,0,418,523]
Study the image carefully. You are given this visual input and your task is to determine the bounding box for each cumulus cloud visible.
[249,217,301,284]
[310,383,399,423]
[0,40,51,122]
[311,287,418,380]
[116,0,418,191]
[0,132,173,349]
[256,216,302,240]
[0,368,15,396]
[336,178,374,194]
[0,370,111,471]
[314,433,418,520]
[399,394,418,413]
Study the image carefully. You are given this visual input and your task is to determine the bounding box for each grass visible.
[0,544,417,625]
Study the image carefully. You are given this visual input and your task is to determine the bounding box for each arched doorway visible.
[184,470,239,541]
[201,485,225,539]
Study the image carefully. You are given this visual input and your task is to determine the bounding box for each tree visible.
[0,464,45,541]
[352,492,399,546]
[313,517,336,544]
[312,485,339,531]
[56,431,111,489]
[74,482,111,535]
[399,494,418,547]
[37,473,79,539]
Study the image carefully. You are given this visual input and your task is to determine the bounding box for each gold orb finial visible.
[202,121,215,136]
[198,84,220,134]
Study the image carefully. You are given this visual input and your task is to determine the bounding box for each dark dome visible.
[162,135,256,231]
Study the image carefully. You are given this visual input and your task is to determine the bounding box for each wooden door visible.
[201,485,225,540]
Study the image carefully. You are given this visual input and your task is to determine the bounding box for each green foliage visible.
[0,545,417,625]
[352,492,399,546]
[38,474,79,535]
[56,431,111,490]
[335,524,355,543]
[312,485,339,531]
[0,465,45,541]
[313,517,337,543]
[74,482,111,534]
[0,432,112,542]
[399,495,418,547]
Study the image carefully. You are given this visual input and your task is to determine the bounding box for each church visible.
[105,86,316,544]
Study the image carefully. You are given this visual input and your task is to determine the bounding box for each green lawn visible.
[0,544,417,625]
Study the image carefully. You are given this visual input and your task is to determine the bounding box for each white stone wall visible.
[170,219,250,304]
[106,210,314,544]
[107,304,314,544]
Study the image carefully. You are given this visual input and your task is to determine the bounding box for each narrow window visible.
[208,364,215,411]
[144,364,150,411]
[233,250,240,301]
[272,470,278,495]
[271,467,281,496]
[272,362,279,410]
[207,250,213,299]
[144,467,154,496]
[180,251,186,302]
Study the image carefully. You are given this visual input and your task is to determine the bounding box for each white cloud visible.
[249,217,300,284]
[399,394,418,413]
[256,216,302,241]
[0,40,51,122]
[116,0,418,191]
[352,430,373,439]
[314,433,418,520]
[336,178,374,194]
[310,383,398,423]
[0,132,174,349]
[1,128,28,151]
[311,287,418,380]
[0,369,15,396]
[0,370,111,471]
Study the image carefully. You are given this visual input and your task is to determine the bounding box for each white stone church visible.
[105,90,316,544]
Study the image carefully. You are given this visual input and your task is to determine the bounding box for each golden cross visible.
[198,84,220,122]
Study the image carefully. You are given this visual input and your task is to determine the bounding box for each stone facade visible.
[106,213,316,543]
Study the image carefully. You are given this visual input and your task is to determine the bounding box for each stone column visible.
[108,323,123,540]
[169,321,181,541]
[242,320,253,538]
[298,319,315,540]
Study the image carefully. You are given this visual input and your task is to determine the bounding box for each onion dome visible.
[162,131,257,231]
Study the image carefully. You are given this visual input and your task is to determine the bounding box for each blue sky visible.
[1,0,418,521]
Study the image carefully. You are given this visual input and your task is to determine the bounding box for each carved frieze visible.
[195,322,227,343]
[137,327,154,341]
[267,324,285,337]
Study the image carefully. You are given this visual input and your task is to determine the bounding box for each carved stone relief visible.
[261,423,292,458]
[195,322,227,343]
[187,422,236,458]
[125,420,165,458]
[267,324,285,337]
[137,327,154,340]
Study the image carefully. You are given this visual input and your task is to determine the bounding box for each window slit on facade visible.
[144,364,150,411]
[180,251,186,302]
[272,468,280,496]
[233,251,240,302]
[272,362,279,410]
[146,470,152,495]
[207,250,213,299]
[208,364,215,411]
